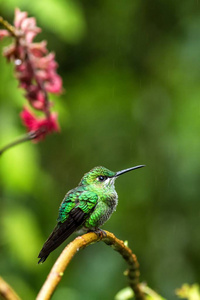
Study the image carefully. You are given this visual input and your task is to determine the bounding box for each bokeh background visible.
[0,1,200,299]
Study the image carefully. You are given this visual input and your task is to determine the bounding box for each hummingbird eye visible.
[98,175,107,182]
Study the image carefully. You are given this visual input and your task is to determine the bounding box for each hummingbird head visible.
[79,165,145,189]
[79,166,116,187]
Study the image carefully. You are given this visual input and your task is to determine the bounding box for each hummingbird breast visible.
[83,191,118,229]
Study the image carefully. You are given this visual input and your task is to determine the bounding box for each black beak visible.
[115,165,145,177]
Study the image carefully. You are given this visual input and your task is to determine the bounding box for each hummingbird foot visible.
[90,228,107,239]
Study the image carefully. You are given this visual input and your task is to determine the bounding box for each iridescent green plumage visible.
[38,165,144,263]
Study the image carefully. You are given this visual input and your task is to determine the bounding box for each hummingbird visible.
[38,165,145,263]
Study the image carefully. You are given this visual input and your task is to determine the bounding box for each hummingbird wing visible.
[38,190,98,263]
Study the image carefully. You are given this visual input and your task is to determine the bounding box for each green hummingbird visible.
[38,165,145,263]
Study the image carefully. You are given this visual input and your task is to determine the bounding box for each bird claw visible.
[93,228,107,238]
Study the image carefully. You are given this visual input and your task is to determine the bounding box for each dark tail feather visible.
[38,222,77,264]
[38,255,49,264]
[38,208,86,263]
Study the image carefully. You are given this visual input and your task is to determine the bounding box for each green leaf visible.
[115,287,134,300]
[176,284,200,300]
[115,285,166,300]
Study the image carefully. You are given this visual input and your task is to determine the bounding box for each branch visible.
[0,16,17,37]
[0,277,21,300]
[36,230,145,300]
[0,129,46,156]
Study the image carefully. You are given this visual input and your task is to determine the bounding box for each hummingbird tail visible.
[38,255,49,264]
[38,208,87,263]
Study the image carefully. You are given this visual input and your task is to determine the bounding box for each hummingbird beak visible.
[114,165,145,177]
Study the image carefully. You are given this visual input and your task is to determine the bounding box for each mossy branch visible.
[36,230,145,300]
[0,277,21,300]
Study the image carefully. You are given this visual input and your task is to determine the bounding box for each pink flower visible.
[0,8,63,142]
[21,107,60,142]
[45,73,63,94]
[29,41,47,57]
[0,29,10,40]
[35,53,57,69]
[14,8,28,28]
[14,8,41,43]
[25,85,46,110]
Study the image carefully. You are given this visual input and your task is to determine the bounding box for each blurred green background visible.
[0,1,200,299]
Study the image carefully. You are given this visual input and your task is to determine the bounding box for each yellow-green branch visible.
[0,277,21,300]
[0,16,17,37]
[36,230,144,300]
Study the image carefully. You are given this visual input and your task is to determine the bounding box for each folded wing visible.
[38,190,98,263]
